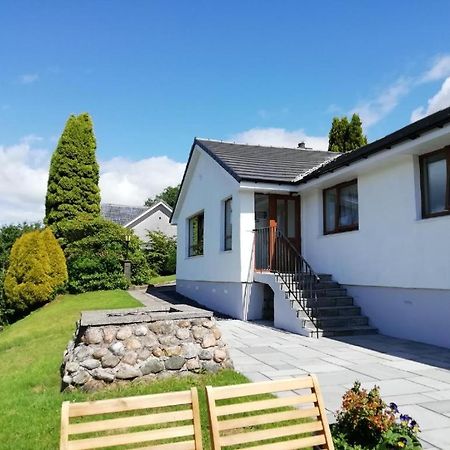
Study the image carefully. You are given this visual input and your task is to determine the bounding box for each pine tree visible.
[45,113,101,230]
[328,114,367,153]
[40,227,68,290]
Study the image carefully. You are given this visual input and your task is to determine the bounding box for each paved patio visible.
[131,287,450,449]
[219,319,450,450]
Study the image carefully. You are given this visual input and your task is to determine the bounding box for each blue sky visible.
[1,1,450,222]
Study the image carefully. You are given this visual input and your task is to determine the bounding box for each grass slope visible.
[0,290,249,449]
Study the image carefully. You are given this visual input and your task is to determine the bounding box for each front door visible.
[269,195,300,251]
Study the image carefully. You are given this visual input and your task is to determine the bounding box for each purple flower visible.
[389,402,399,413]
[397,437,407,448]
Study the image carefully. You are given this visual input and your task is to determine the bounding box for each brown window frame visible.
[188,211,204,257]
[420,146,450,219]
[323,179,359,235]
[223,197,232,251]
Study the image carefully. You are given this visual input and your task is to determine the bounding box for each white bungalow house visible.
[102,201,176,241]
[171,107,450,348]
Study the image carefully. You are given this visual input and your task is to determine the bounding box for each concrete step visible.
[313,315,369,328]
[305,325,378,338]
[292,296,354,308]
[317,274,333,281]
[312,305,362,317]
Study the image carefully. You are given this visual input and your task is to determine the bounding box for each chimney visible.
[297,142,306,149]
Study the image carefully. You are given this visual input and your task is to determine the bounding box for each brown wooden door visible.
[268,195,301,251]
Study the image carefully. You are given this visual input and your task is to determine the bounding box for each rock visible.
[212,327,222,340]
[178,320,190,328]
[103,327,116,344]
[202,319,214,329]
[84,328,103,344]
[192,326,208,340]
[152,347,163,357]
[164,345,181,356]
[122,351,138,366]
[141,358,164,375]
[62,375,72,385]
[81,379,105,392]
[199,349,213,360]
[137,348,151,361]
[181,343,198,359]
[201,361,220,373]
[142,334,158,348]
[109,342,125,356]
[81,358,101,370]
[92,368,115,382]
[222,359,234,369]
[125,338,142,350]
[201,333,216,348]
[101,354,120,368]
[116,365,141,379]
[72,370,90,385]
[213,349,227,363]
[92,347,108,359]
[134,325,148,336]
[74,345,93,361]
[159,335,178,346]
[165,356,186,370]
[116,327,132,340]
[176,328,190,340]
[149,321,174,335]
[186,359,200,371]
[66,362,79,373]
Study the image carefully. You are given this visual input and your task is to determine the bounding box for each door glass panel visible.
[324,189,336,232]
[426,157,447,213]
[287,199,296,238]
[277,199,286,234]
[254,194,269,228]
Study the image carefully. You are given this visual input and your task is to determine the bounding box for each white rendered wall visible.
[131,206,177,241]
[301,155,450,290]
[175,147,243,283]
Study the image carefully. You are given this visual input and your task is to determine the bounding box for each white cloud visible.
[231,127,329,151]
[410,76,450,122]
[100,156,185,205]
[19,73,39,84]
[349,77,412,128]
[0,138,185,225]
[420,55,450,83]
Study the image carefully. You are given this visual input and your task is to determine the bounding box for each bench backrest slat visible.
[206,374,334,450]
[60,387,203,450]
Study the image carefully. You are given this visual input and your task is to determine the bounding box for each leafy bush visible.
[61,215,153,293]
[332,381,422,449]
[145,231,176,275]
[3,229,67,315]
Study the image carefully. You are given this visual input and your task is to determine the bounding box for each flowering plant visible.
[332,382,422,449]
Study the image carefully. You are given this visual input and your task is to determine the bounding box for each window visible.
[420,147,450,218]
[323,180,359,234]
[224,198,232,250]
[188,212,204,256]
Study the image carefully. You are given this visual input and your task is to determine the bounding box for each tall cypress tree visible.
[45,113,101,229]
[328,113,367,153]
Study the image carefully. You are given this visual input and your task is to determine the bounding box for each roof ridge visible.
[101,202,149,209]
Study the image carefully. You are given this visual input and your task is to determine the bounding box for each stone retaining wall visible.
[61,307,233,391]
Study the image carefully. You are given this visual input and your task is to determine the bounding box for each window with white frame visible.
[188,212,204,257]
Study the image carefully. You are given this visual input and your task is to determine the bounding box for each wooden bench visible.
[205,374,334,450]
[60,388,203,450]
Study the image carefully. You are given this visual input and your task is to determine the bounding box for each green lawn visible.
[0,289,248,450]
[149,273,176,285]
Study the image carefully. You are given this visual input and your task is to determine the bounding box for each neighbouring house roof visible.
[194,139,339,183]
[101,201,173,228]
[299,105,450,183]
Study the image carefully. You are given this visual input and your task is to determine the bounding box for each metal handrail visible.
[254,226,321,337]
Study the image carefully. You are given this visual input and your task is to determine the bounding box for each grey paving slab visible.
[421,400,450,414]
[400,405,450,431]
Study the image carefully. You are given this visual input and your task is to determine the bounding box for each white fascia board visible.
[239,181,298,194]
[297,124,450,192]
[125,201,172,228]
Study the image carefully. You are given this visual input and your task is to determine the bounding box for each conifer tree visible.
[328,113,368,153]
[45,113,101,230]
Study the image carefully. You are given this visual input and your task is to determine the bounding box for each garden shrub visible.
[3,229,67,314]
[332,381,422,449]
[61,215,153,293]
[145,230,177,275]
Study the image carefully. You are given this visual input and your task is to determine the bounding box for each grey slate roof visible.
[195,139,338,183]
[101,204,149,226]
